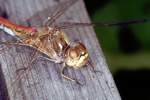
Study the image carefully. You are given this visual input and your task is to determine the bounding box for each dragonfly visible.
[0,0,150,85]
[0,0,150,99]
[0,0,99,86]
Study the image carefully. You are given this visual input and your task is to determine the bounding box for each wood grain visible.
[0,0,121,100]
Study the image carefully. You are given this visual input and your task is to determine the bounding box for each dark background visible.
[84,0,150,100]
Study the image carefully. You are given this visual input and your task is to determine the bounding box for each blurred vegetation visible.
[85,0,150,72]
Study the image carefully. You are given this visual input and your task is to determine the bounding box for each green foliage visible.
[92,3,119,53]
[92,0,150,52]
[91,0,150,72]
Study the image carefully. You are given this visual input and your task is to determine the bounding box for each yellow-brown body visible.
[0,17,89,69]
[23,27,89,68]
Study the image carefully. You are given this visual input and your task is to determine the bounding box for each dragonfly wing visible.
[21,0,79,27]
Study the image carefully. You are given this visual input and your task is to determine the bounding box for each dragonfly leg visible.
[87,59,102,74]
[15,54,38,73]
[15,55,57,73]
[0,41,22,54]
[61,65,75,82]
[61,64,84,85]
[15,67,28,72]
[37,56,57,63]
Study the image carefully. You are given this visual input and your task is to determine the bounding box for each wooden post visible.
[0,0,121,100]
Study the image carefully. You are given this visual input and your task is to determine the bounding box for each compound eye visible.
[69,49,78,59]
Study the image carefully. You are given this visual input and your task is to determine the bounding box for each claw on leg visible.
[16,67,27,73]
[61,65,75,82]
[61,65,83,85]
[87,59,102,74]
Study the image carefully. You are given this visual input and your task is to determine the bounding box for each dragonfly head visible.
[64,42,89,69]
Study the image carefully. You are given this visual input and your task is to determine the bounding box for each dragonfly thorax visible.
[36,27,89,68]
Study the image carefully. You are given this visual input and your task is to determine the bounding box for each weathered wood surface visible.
[0,0,121,100]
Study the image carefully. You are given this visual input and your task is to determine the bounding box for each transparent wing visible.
[23,0,79,27]
[56,18,150,29]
